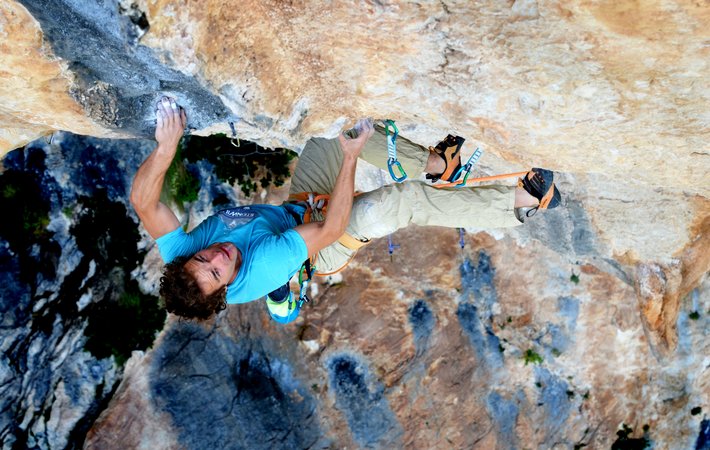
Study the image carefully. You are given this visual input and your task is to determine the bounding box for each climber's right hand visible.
[338,118,374,161]
[155,96,187,149]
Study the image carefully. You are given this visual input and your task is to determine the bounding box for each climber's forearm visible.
[130,143,181,239]
[321,153,358,239]
[294,153,358,256]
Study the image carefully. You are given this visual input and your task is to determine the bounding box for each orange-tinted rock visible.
[0,1,119,155]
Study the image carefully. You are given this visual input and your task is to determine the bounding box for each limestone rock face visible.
[0,134,706,448]
[4,0,709,192]
[2,0,707,261]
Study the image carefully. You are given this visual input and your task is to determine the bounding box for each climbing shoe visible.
[426,134,465,182]
[517,168,561,218]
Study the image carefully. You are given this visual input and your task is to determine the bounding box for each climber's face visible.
[184,242,240,294]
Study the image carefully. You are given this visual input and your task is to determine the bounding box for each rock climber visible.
[130,97,561,323]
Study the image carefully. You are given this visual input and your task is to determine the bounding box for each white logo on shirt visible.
[218,207,257,229]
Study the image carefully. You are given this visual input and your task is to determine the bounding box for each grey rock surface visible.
[17,0,233,137]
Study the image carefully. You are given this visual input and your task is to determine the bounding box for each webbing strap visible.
[338,232,370,250]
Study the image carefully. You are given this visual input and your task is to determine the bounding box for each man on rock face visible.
[131,97,561,323]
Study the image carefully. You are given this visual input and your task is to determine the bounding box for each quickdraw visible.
[296,259,314,307]
[384,119,407,182]
[458,227,466,260]
[229,121,241,147]
[387,234,400,262]
[451,147,484,187]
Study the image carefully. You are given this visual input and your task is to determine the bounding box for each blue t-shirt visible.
[155,204,308,304]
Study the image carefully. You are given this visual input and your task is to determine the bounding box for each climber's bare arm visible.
[130,97,185,240]
[294,119,374,256]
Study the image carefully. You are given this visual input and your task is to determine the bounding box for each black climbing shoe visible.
[426,134,465,182]
[517,168,561,217]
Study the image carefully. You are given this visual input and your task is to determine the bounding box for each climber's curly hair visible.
[159,256,227,320]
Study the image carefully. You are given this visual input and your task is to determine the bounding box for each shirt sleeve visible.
[155,216,220,263]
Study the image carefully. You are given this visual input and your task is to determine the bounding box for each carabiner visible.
[388,158,407,182]
[229,121,241,147]
[384,119,399,143]
[453,147,483,188]
[297,278,311,307]
[383,119,407,182]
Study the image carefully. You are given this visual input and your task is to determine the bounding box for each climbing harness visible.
[384,119,407,182]
[229,121,241,147]
[422,140,527,189]
[450,147,484,187]
[287,191,371,276]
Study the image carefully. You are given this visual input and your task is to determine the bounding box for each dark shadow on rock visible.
[151,323,320,450]
[326,354,403,449]
[697,419,710,450]
[18,0,233,136]
[408,299,434,357]
[534,367,572,448]
[0,147,61,286]
[487,390,522,450]
[457,253,503,369]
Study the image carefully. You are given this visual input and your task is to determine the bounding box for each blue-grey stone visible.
[697,419,710,450]
[327,354,402,448]
[409,299,435,356]
[17,0,234,136]
[460,252,497,314]
[546,323,571,354]
[534,367,572,447]
[152,323,321,450]
[557,296,579,330]
[487,391,521,450]
[457,302,503,369]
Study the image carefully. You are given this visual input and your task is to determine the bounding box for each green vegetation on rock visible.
[0,170,52,244]
[0,157,58,286]
[523,349,543,365]
[165,143,201,206]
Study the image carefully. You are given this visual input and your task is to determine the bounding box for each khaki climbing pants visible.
[289,126,521,274]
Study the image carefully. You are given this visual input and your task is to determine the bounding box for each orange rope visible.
[432,171,529,189]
